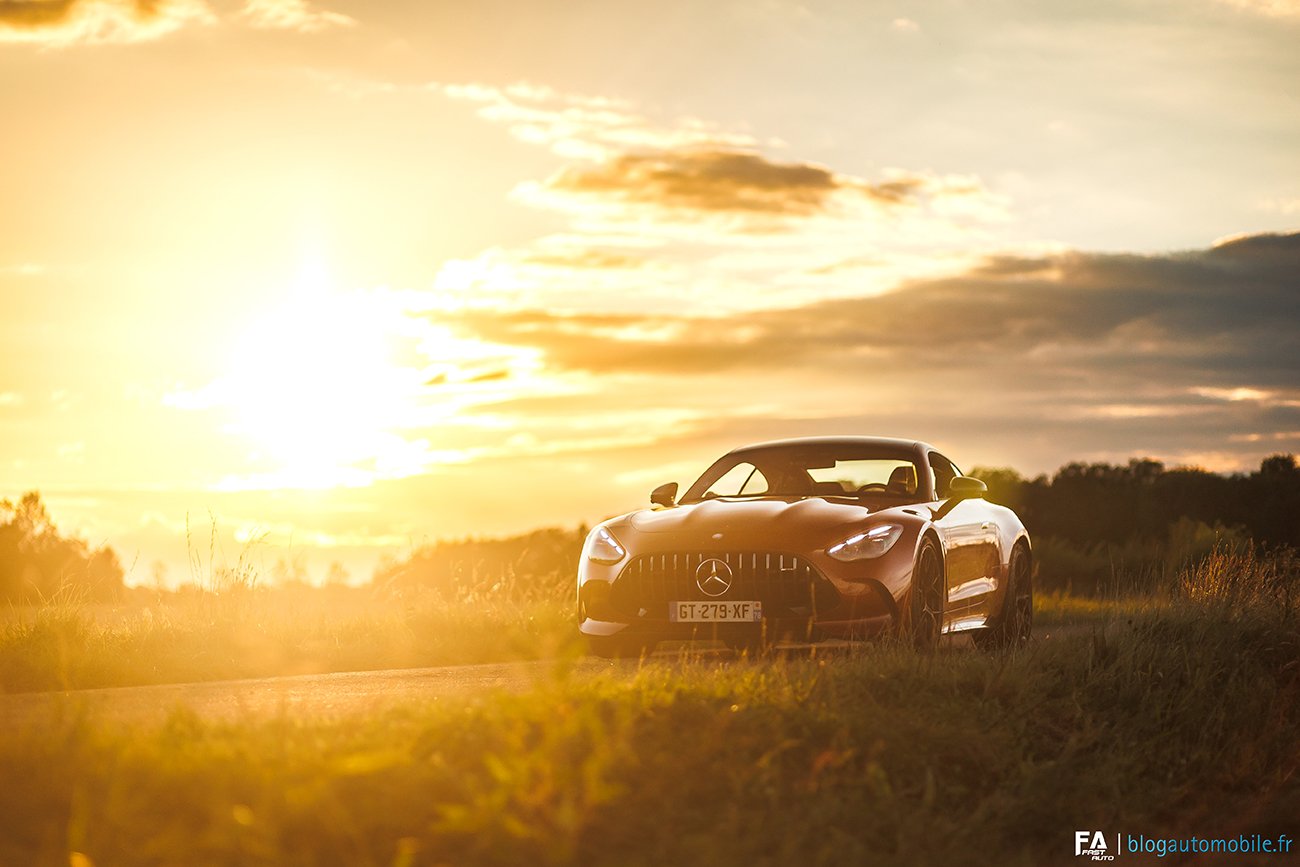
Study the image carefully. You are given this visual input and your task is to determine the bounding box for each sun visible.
[164,254,548,490]
[217,258,430,488]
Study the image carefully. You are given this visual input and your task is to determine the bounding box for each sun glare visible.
[161,254,560,491]
[217,261,430,488]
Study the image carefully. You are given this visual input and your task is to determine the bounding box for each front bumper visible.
[579,544,906,642]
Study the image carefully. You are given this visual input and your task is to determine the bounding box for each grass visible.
[1,580,578,694]
[1,587,1148,695]
[2,609,1296,866]
[0,518,581,694]
[0,548,1296,866]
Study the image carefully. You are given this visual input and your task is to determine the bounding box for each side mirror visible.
[948,476,987,500]
[650,482,678,508]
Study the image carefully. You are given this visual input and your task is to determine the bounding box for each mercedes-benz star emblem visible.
[695,558,733,597]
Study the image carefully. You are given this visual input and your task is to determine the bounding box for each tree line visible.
[4,454,1297,602]
[972,453,1299,548]
[970,454,1300,593]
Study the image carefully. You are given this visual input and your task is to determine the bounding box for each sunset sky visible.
[2,0,1298,586]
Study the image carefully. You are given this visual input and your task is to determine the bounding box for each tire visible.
[974,544,1032,651]
[584,633,655,659]
[906,537,945,651]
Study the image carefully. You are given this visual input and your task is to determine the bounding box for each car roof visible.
[726,436,939,457]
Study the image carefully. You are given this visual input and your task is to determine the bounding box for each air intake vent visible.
[609,551,839,620]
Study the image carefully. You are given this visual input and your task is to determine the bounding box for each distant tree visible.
[1251,454,1300,546]
[0,491,124,603]
[1259,454,1299,477]
[967,467,1030,513]
[325,561,350,586]
[970,454,1299,594]
[272,554,308,587]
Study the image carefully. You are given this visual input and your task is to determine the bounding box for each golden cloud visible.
[435,81,1006,236]
[424,232,1300,472]
[0,0,351,45]
[438,81,763,161]
[239,0,353,32]
[0,0,213,45]
[440,232,1300,386]
[527,149,993,225]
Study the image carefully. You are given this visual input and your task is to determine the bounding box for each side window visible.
[740,468,769,495]
[928,452,960,498]
[705,462,769,497]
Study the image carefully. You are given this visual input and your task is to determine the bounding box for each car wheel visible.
[584,633,655,659]
[974,544,1032,651]
[907,537,944,651]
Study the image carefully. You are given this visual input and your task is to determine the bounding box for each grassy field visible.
[0,579,577,694]
[0,549,1296,866]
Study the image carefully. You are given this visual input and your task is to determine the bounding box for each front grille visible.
[609,551,839,620]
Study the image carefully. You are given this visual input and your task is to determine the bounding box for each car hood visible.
[626,497,892,550]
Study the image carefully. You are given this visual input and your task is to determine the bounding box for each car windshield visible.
[682,445,927,503]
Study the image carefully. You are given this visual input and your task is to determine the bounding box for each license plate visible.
[669,601,762,622]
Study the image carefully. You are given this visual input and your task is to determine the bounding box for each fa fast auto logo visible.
[1076,830,1292,858]
[1076,831,1115,861]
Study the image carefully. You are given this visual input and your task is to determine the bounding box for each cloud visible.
[0,0,213,45]
[239,0,352,32]
[1212,0,1300,17]
[414,81,1295,470]
[517,149,1000,232]
[428,242,686,315]
[416,232,1300,475]
[420,80,1014,316]
[438,81,761,161]
[541,150,842,217]
[515,248,650,271]
[0,0,350,45]
[435,81,1007,237]
[444,232,1300,379]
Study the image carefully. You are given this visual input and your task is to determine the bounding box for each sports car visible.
[576,437,1032,655]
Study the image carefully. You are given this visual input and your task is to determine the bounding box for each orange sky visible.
[2,0,1298,586]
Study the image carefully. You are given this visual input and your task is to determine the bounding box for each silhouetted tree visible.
[973,454,1297,594]
[0,491,124,603]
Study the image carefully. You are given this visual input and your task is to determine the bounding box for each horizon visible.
[3,0,1298,588]
[5,449,1292,589]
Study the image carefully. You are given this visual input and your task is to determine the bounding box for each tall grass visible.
[1,580,577,694]
[0,515,589,693]
[1178,543,1298,613]
[1033,517,1253,597]
[3,546,1296,696]
[1,574,1296,866]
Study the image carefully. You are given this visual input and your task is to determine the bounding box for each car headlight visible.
[586,525,626,564]
[827,523,903,561]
